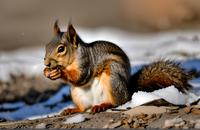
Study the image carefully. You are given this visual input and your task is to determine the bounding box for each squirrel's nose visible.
[44,58,51,67]
[46,62,51,67]
[44,59,58,69]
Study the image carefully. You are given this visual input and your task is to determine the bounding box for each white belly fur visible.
[71,78,107,109]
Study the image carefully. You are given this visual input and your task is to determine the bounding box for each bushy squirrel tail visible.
[129,60,199,94]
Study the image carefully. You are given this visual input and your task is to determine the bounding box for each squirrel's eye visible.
[57,46,65,53]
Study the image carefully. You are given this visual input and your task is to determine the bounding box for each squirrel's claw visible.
[50,73,61,80]
[43,67,50,77]
[49,69,61,80]
[91,103,113,114]
[60,108,81,116]
[43,67,61,80]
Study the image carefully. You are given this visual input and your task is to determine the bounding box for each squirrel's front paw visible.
[43,67,61,80]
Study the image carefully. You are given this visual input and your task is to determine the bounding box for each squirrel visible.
[43,21,198,115]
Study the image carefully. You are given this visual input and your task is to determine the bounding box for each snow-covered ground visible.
[0,27,200,120]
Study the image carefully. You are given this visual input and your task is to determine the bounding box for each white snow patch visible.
[63,114,86,124]
[152,86,186,105]
[117,86,199,110]
[77,27,200,64]
[27,112,58,120]
[130,91,161,107]
[1,28,200,82]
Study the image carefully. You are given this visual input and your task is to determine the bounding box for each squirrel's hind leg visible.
[109,61,131,105]
[90,71,115,113]
[91,103,113,113]
[90,60,131,113]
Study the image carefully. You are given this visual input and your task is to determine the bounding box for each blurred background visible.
[1,0,200,50]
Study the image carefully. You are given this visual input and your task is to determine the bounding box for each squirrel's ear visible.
[54,20,61,35]
[66,23,80,48]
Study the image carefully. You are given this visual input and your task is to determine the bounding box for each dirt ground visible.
[0,105,199,129]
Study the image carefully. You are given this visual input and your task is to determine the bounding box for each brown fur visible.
[61,59,81,84]
[66,61,116,113]
[54,20,61,35]
[99,72,115,105]
[130,60,194,93]
[69,63,115,113]
[94,59,112,77]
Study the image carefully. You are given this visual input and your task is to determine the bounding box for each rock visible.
[103,121,122,129]
[183,107,192,114]
[133,122,140,128]
[191,107,200,115]
[123,106,177,116]
[184,105,200,115]
[35,123,46,129]
[45,123,53,129]
[63,114,86,124]
[163,118,184,128]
